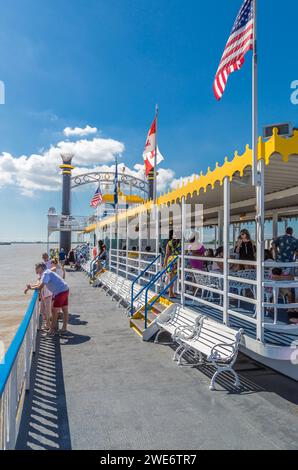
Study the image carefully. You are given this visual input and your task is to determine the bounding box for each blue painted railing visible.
[0,290,38,395]
[144,256,178,329]
[0,290,39,449]
[130,255,160,316]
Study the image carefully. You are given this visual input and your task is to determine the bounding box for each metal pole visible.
[138,213,142,282]
[155,204,160,293]
[181,197,186,307]
[272,211,279,239]
[256,158,265,342]
[153,104,159,203]
[223,177,230,325]
[116,212,120,276]
[252,0,258,187]
[126,215,129,279]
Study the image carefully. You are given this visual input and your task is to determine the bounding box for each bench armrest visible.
[173,325,196,342]
[208,341,238,364]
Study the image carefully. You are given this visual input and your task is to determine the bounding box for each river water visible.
[0,243,56,355]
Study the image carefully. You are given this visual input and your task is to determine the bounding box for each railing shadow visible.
[16,332,72,450]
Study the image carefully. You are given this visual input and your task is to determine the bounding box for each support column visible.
[218,209,224,247]
[116,217,120,275]
[138,213,142,281]
[256,159,265,342]
[181,197,186,307]
[272,211,279,240]
[155,204,160,274]
[223,177,230,325]
[60,154,74,254]
[126,216,129,279]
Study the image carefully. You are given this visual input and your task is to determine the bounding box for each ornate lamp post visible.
[60,153,75,254]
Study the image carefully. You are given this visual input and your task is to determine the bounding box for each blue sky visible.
[0,0,297,241]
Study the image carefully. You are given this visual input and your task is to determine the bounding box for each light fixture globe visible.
[61,153,74,165]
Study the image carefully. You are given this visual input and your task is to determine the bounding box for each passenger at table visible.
[210,246,224,272]
[270,267,297,314]
[264,249,274,262]
[205,248,214,271]
[272,227,298,265]
[187,233,206,272]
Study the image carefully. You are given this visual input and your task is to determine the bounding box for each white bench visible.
[175,317,244,391]
[93,270,110,287]
[93,271,157,314]
[154,304,202,344]
[98,272,118,294]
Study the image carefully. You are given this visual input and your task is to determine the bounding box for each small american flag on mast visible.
[213,0,254,100]
[90,184,103,208]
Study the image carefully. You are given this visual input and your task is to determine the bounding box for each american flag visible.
[213,0,254,101]
[90,184,103,208]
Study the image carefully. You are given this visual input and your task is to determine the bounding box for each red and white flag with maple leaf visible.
[143,116,164,176]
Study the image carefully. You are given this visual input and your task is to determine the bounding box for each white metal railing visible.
[0,291,39,450]
[179,255,259,334]
[179,255,298,337]
[109,249,161,289]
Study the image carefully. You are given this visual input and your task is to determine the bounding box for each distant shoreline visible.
[0,242,59,245]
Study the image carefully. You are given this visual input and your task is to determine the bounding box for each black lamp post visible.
[60,153,74,254]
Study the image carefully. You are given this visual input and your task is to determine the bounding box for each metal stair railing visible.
[144,256,179,329]
[130,255,160,316]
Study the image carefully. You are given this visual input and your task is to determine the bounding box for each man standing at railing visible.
[272,227,298,269]
[24,263,70,336]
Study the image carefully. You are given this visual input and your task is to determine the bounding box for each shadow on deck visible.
[16,332,72,450]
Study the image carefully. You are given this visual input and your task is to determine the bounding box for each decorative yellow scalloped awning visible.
[84,129,298,233]
[102,193,144,205]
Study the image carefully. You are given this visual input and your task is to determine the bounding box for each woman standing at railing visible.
[234,229,256,269]
[164,237,181,299]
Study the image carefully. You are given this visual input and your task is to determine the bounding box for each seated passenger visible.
[204,248,214,271]
[211,246,224,272]
[270,268,296,313]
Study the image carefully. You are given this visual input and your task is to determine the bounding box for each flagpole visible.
[252,0,258,187]
[153,104,159,203]
[115,155,119,260]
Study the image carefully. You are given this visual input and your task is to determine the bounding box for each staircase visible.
[129,255,178,339]
[130,297,172,338]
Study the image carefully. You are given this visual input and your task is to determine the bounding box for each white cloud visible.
[0,126,193,198]
[63,125,98,137]
[0,132,125,196]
